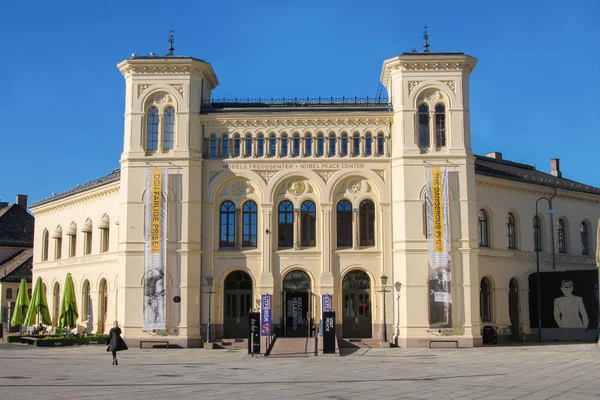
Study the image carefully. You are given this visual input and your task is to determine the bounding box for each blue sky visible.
[1,0,599,206]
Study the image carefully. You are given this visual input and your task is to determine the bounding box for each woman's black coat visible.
[107,327,129,352]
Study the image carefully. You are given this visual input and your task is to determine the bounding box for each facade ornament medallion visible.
[288,180,306,196]
[348,179,362,194]
[153,94,168,104]
[170,84,184,95]
[254,170,278,184]
[231,181,247,195]
[441,80,456,93]
[137,84,151,98]
[424,90,440,102]
[315,170,336,183]
[408,81,423,94]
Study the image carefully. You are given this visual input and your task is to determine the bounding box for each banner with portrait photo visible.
[143,168,168,331]
[425,166,452,328]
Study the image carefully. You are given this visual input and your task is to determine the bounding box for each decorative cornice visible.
[32,185,120,216]
[380,55,477,88]
[204,117,392,130]
[118,59,219,90]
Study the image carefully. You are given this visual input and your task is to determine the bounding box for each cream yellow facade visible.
[29,49,600,348]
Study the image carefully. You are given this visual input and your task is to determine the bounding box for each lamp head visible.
[394,282,402,292]
[205,277,213,287]
[381,274,388,286]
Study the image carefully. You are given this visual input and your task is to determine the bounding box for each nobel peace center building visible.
[29,47,600,348]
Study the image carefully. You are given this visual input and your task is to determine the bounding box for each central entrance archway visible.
[342,270,372,338]
[223,271,253,338]
[283,270,311,337]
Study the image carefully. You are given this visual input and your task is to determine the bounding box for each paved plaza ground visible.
[0,342,599,399]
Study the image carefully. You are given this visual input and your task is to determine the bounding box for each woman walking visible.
[107,321,128,365]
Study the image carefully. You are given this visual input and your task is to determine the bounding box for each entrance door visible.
[342,270,372,338]
[282,270,311,337]
[509,278,520,341]
[223,271,252,338]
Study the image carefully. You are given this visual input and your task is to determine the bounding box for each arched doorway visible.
[223,271,253,338]
[480,277,492,323]
[509,278,520,341]
[99,279,107,334]
[342,270,372,338]
[283,270,311,337]
[53,282,60,326]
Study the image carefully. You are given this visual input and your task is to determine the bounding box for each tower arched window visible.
[337,200,353,247]
[269,134,277,157]
[353,133,360,156]
[480,277,492,323]
[53,226,62,260]
[163,106,175,150]
[210,135,218,157]
[293,133,300,156]
[305,134,312,156]
[99,215,110,253]
[245,134,253,157]
[435,103,446,147]
[359,199,375,247]
[341,133,348,156]
[329,133,336,156]
[301,200,316,247]
[507,213,516,249]
[146,106,159,151]
[220,201,236,248]
[83,219,92,255]
[316,133,324,156]
[41,229,49,261]
[558,218,566,254]
[233,135,241,157]
[580,222,590,255]
[377,133,384,156]
[257,134,265,157]
[281,134,289,157]
[533,216,542,251]
[418,103,430,148]
[222,134,230,157]
[478,210,489,247]
[242,201,257,247]
[365,133,372,156]
[278,200,293,248]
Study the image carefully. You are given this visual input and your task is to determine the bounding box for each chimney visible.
[550,158,561,178]
[486,152,503,160]
[16,194,28,210]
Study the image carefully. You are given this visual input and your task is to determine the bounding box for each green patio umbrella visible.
[24,277,52,327]
[10,279,30,329]
[58,273,78,329]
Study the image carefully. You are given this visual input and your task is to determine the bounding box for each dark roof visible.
[0,205,34,247]
[0,248,33,283]
[400,52,466,56]
[475,155,600,196]
[202,97,392,113]
[31,168,121,208]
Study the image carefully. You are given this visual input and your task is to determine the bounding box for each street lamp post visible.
[394,282,402,339]
[205,277,215,345]
[535,197,554,343]
[379,274,390,343]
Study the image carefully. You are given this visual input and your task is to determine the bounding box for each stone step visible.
[338,338,381,348]
[268,338,314,357]
[216,338,248,350]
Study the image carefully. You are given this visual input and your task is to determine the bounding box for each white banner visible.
[143,168,168,331]
[425,166,452,328]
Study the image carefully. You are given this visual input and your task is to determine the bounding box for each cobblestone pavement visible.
[0,343,599,399]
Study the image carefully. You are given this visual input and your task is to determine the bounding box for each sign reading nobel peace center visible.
[425,166,452,329]
[144,168,168,331]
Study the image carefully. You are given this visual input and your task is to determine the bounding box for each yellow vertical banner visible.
[150,169,162,254]
[431,167,444,254]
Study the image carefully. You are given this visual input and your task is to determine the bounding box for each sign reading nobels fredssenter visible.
[143,168,168,331]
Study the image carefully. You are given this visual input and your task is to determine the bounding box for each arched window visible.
[353,133,360,156]
[365,133,372,156]
[337,200,353,247]
[163,106,175,150]
[418,103,430,148]
[377,133,384,156]
[220,201,235,247]
[293,133,300,156]
[301,201,316,247]
[257,134,265,157]
[82,219,93,256]
[478,210,489,247]
[233,134,241,157]
[52,226,62,260]
[99,216,110,253]
[507,213,516,249]
[245,134,253,157]
[316,133,324,156]
[580,222,590,255]
[242,201,257,247]
[557,218,566,254]
[42,229,49,261]
[281,134,289,156]
[222,134,230,157]
[82,280,91,322]
[480,277,492,323]
[329,133,336,156]
[6,288,12,300]
[533,216,542,251]
[435,104,446,147]
[359,200,375,246]
[305,134,312,156]
[278,201,293,248]
[269,134,277,157]
[210,135,218,157]
[146,106,159,151]
[341,133,348,156]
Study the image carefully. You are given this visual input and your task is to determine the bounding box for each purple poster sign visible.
[261,294,272,336]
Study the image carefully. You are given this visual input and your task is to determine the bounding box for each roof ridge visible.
[0,248,26,266]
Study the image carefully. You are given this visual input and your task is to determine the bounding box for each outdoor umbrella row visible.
[10,273,78,332]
